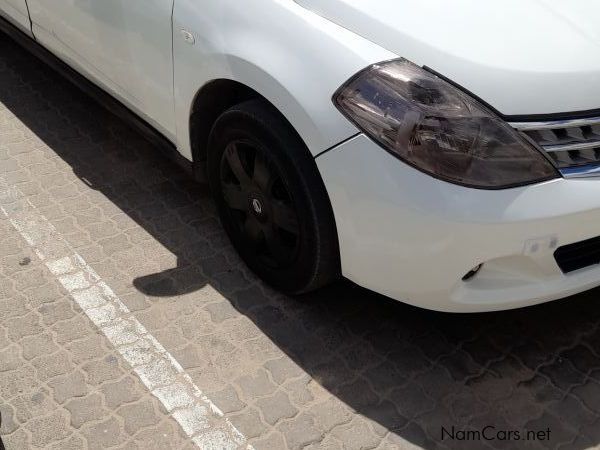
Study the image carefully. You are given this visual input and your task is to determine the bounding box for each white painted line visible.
[0,178,252,450]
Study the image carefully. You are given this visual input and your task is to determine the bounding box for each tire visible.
[207,99,340,294]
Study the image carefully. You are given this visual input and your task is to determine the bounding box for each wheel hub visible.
[249,194,267,219]
[220,140,301,269]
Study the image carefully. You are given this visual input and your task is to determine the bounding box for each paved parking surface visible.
[2,32,600,450]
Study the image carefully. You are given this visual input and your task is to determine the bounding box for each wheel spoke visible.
[222,183,247,211]
[244,215,263,245]
[225,143,252,186]
[221,139,300,269]
[272,201,299,235]
[263,226,291,265]
[253,150,271,191]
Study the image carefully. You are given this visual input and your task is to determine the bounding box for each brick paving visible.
[1,32,600,450]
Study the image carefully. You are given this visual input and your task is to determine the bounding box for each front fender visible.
[172,0,394,160]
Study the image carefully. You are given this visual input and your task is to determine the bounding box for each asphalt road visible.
[2,31,600,450]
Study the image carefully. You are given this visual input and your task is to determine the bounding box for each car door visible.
[0,0,32,34]
[27,0,177,140]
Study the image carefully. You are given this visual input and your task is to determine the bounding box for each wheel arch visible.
[188,75,315,182]
[189,79,257,181]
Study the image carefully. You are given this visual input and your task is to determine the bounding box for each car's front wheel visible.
[207,99,340,294]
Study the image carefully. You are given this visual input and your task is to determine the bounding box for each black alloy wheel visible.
[220,139,300,269]
[207,99,340,294]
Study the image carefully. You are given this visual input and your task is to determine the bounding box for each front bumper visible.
[316,134,600,312]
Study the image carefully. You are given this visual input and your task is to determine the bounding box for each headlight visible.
[333,59,559,189]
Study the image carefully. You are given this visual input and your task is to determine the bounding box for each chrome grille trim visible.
[510,117,600,131]
[560,164,600,179]
[544,140,600,153]
[510,116,600,176]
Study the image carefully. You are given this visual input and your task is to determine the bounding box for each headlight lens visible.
[334,59,559,189]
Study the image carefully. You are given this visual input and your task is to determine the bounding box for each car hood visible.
[296,0,600,117]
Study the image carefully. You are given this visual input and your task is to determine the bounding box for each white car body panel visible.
[172,0,393,159]
[318,135,600,312]
[0,0,31,35]
[295,0,600,116]
[26,0,177,140]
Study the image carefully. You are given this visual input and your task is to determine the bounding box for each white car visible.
[2,0,600,313]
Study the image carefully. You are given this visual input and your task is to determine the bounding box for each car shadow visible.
[2,35,600,450]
